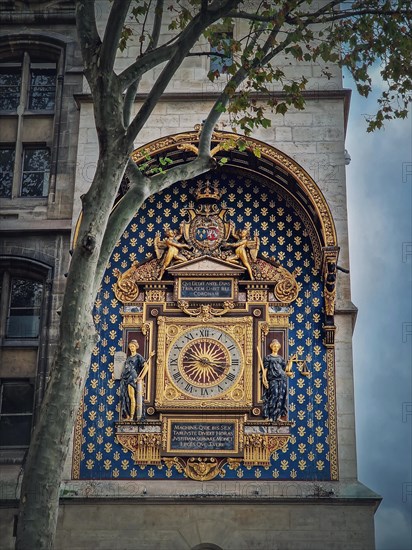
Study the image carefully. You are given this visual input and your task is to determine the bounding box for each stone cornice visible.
[74,89,352,132]
[0,219,72,233]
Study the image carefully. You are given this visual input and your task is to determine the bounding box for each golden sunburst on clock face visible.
[181,338,230,386]
[167,326,243,398]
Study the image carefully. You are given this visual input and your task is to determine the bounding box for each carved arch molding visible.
[131,129,338,254]
[131,130,340,322]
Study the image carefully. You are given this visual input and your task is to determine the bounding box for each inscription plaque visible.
[171,422,235,451]
[180,279,232,299]
[163,416,243,456]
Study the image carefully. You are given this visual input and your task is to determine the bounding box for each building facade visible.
[0,2,380,549]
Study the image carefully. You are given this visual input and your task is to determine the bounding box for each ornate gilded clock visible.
[155,315,253,411]
[109,177,313,479]
[167,326,243,399]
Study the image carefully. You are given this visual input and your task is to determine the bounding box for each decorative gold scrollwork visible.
[164,385,178,400]
[244,433,291,466]
[145,290,166,302]
[112,260,163,303]
[260,322,269,337]
[248,289,268,302]
[175,126,241,159]
[274,275,299,304]
[163,456,184,473]
[113,263,139,303]
[177,300,235,319]
[163,456,223,481]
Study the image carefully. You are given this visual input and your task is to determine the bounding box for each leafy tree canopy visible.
[80,0,412,145]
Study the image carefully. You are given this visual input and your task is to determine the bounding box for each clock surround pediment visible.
[167,255,246,276]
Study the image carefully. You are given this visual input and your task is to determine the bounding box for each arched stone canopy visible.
[131,129,338,265]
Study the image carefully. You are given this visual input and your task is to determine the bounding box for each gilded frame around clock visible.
[155,315,253,411]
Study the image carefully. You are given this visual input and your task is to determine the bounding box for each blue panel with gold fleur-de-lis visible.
[76,171,333,481]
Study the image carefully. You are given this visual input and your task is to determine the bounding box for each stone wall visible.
[0,498,378,550]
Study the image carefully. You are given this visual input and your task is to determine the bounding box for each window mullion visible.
[0,272,10,341]
[20,52,30,113]
[10,53,29,197]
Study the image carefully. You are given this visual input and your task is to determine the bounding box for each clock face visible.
[167,326,243,398]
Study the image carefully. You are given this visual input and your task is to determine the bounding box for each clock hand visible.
[184,352,216,366]
[198,359,230,371]
[183,353,231,371]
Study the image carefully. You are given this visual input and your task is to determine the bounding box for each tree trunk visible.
[14,135,214,548]
[15,154,128,549]
[16,285,96,547]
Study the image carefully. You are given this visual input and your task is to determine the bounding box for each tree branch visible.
[96,161,150,283]
[227,0,308,22]
[96,154,215,282]
[285,0,342,22]
[148,0,164,51]
[118,0,242,92]
[100,0,132,72]
[198,68,248,157]
[199,23,290,156]
[122,1,164,126]
[304,8,412,24]
[118,42,178,91]
[123,80,140,127]
[125,0,236,144]
[75,0,101,69]
[148,155,215,195]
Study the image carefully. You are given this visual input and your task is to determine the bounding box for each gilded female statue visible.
[120,340,154,421]
[259,339,291,421]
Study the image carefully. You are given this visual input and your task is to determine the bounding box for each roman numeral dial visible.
[167,326,243,398]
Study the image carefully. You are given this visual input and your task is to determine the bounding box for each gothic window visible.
[0,146,50,198]
[21,147,51,197]
[0,57,56,112]
[6,278,43,339]
[0,50,58,199]
[0,67,21,111]
[0,380,34,448]
[0,260,50,457]
[28,68,56,111]
[0,147,15,198]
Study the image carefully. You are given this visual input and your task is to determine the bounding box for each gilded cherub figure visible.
[225,227,259,279]
[154,228,190,278]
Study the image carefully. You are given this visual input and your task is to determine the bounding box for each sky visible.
[344,72,412,550]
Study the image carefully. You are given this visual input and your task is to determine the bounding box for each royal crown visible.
[195,179,222,201]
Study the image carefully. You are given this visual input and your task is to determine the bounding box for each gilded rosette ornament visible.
[252,259,299,303]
